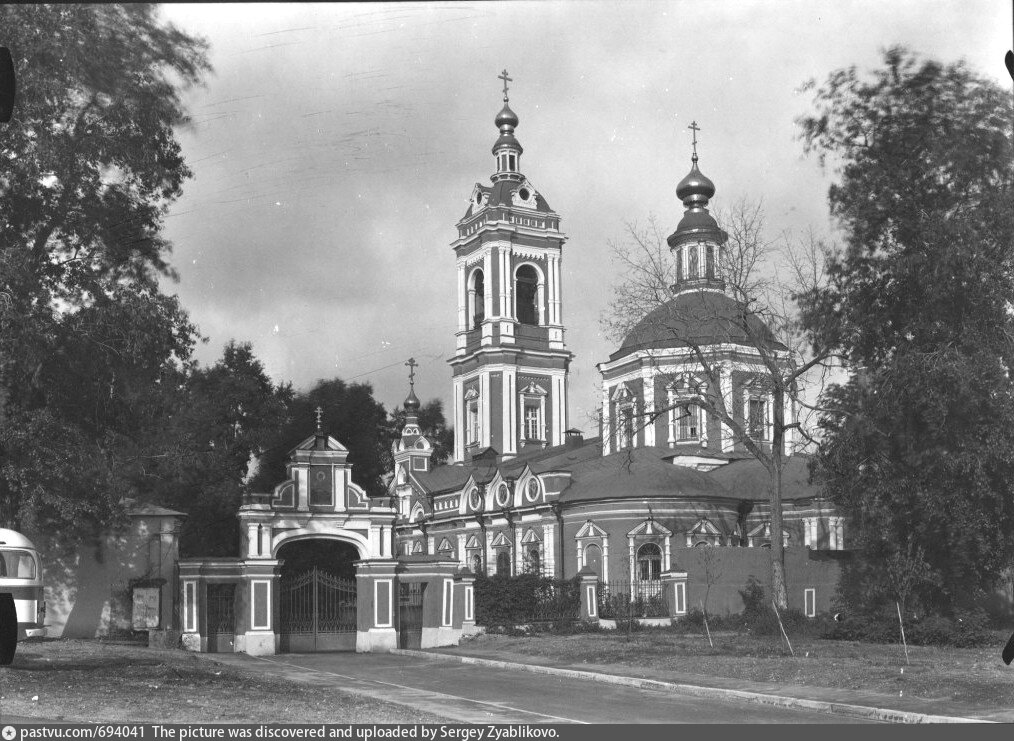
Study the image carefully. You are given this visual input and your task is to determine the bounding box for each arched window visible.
[676,247,684,282]
[526,548,541,575]
[496,550,511,576]
[636,542,662,581]
[470,553,482,574]
[688,247,699,279]
[583,543,602,575]
[706,245,715,279]
[471,270,485,329]
[515,265,539,325]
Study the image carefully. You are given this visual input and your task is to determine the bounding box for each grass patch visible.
[454,628,1014,712]
[1,639,447,723]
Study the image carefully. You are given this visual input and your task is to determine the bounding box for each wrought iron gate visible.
[206,583,236,653]
[398,581,425,649]
[279,567,358,652]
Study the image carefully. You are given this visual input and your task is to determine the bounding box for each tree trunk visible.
[770,386,789,609]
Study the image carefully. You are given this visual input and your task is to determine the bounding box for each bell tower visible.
[449,71,572,462]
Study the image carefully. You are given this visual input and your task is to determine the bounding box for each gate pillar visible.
[578,567,600,624]
[235,560,281,656]
[454,568,478,636]
[661,570,689,618]
[355,559,398,652]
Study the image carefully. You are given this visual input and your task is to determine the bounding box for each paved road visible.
[223,652,873,724]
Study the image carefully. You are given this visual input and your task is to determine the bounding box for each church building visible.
[391,75,846,616]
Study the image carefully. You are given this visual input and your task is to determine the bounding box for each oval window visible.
[495,483,511,508]
[525,478,541,502]
[468,487,482,511]
[518,187,530,201]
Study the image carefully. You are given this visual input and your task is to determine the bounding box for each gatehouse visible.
[177,414,476,655]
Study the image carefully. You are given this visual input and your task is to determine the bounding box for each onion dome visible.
[667,152,727,251]
[675,156,716,207]
[495,102,519,129]
[404,386,421,413]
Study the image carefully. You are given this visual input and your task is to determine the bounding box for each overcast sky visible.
[158,1,1011,438]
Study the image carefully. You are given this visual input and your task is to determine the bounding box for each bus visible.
[0,528,46,664]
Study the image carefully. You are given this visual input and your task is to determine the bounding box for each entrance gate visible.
[398,581,425,649]
[206,584,236,653]
[279,566,357,652]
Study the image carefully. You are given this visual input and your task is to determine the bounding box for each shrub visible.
[474,573,580,628]
[822,607,993,647]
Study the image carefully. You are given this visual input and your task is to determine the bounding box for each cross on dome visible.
[498,69,512,102]
[405,357,417,389]
[688,120,701,162]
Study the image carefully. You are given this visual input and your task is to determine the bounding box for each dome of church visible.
[611,291,785,360]
[675,159,716,207]
[495,103,519,129]
[404,387,421,412]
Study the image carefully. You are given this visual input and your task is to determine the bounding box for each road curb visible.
[390,648,992,724]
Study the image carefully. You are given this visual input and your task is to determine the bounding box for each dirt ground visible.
[0,639,448,723]
[455,629,1014,711]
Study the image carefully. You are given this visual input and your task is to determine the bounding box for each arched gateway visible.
[178,417,475,655]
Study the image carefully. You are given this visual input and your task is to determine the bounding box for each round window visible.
[518,187,530,201]
[525,478,541,502]
[495,483,511,508]
[468,487,482,511]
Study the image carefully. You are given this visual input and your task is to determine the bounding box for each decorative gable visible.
[627,519,674,538]
[575,520,608,539]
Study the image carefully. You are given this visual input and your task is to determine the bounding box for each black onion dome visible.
[675,159,716,206]
[495,103,519,129]
[611,291,785,360]
[404,387,421,412]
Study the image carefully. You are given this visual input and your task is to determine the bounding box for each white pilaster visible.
[480,371,491,449]
[453,377,464,462]
[720,364,734,453]
[642,370,656,447]
[601,385,612,455]
[542,523,556,576]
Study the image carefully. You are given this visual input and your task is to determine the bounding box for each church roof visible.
[612,290,786,360]
[462,180,555,220]
[557,446,729,503]
[707,454,818,501]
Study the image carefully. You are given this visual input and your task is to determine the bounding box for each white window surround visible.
[519,382,548,442]
[804,588,816,618]
[626,519,673,583]
[746,521,790,548]
[742,379,773,442]
[575,520,609,579]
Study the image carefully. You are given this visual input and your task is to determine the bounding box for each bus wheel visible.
[0,593,17,665]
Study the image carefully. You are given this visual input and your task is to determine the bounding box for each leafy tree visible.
[387,398,454,466]
[0,4,210,541]
[798,47,1014,614]
[250,378,391,499]
[606,203,833,608]
[151,341,291,558]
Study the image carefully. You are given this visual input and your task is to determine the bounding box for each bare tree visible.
[603,199,838,608]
